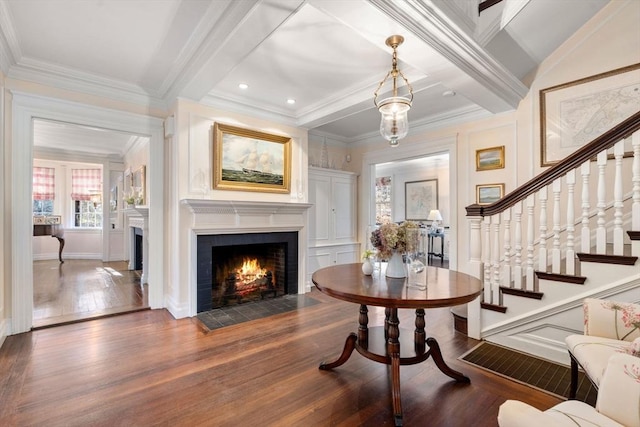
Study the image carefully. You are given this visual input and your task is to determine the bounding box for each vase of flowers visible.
[361,249,374,275]
[370,221,419,278]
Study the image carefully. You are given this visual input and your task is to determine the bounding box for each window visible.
[71,169,102,228]
[375,176,392,224]
[33,167,55,216]
[74,200,102,228]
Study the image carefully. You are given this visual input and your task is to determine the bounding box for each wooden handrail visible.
[466,110,640,217]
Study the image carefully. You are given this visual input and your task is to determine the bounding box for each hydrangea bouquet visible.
[370,220,419,259]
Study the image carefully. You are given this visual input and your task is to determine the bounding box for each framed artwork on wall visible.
[540,63,640,167]
[476,183,505,205]
[212,123,291,193]
[476,145,505,171]
[405,179,438,221]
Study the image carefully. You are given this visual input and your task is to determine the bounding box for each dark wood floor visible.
[33,259,149,328]
[1,288,561,426]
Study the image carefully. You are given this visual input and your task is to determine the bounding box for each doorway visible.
[10,93,164,334]
[361,135,458,270]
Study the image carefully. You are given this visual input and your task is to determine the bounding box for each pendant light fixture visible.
[374,35,413,147]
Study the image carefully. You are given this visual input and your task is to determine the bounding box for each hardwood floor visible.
[1,288,561,426]
[33,259,149,329]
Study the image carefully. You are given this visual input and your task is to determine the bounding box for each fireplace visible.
[197,231,298,312]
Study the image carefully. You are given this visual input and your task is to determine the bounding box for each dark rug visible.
[196,294,321,331]
[459,342,597,406]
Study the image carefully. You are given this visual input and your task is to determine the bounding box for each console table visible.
[427,230,445,264]
[33,224,64,263]
[312,263,482,426]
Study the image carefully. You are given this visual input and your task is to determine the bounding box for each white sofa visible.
[565,298,640,398]
[497,352,640,427]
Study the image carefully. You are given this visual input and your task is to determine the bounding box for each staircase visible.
[465,111,640,365]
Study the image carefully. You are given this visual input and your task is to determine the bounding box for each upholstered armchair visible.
[497,352,640,427]
[565,298,640,399]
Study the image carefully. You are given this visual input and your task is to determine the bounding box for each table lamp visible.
[427,209,443,232]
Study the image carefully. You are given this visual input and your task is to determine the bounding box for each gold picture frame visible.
[540,63,640,167]
[476,183,505,205]
[476,146,505,171]
[213,123,291,193]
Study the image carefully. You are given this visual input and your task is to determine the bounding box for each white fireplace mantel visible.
[181,199,312,233]
[179,199,312,317]
[124,206,149,284]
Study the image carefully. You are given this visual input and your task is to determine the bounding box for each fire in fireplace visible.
[196,231,299,313]
[212,243,284,307]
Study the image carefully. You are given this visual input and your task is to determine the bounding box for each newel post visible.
[468,216,484,282]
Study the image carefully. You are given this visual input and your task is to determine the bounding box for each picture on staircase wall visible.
[476,183,504,206]
[540,63,640,167]
[212,122,291,194]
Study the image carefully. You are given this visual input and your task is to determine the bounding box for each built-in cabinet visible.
[307,167,359,287]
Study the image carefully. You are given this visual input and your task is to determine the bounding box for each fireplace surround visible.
[181,199,312,317]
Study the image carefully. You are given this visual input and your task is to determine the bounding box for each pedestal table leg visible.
[387,308,403,426]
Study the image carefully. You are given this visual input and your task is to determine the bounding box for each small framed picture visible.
[476,183,505,205]
[476,146,505,171]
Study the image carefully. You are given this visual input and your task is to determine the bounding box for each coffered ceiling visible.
[0,0,609,154]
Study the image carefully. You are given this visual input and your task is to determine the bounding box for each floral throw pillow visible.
[584,298,640,342]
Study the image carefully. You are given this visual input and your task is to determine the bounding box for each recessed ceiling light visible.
[287,98,296,105]
[238,83,249,90]
[442,90,456,97]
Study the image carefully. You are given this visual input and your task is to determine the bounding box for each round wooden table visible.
[312,263,482,427]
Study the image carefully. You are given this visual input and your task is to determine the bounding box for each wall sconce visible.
[373,35,413,147]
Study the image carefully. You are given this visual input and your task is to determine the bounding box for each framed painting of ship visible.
[213,122,291,193]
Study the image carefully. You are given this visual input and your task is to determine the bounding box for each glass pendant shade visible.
[373,35,413,147]
[378,96,410,146]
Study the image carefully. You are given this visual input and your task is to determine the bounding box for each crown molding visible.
[199,94,300,129]
[33,145,122,163]
[8,58,168,111]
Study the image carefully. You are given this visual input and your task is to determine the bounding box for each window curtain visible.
[71,169,102,200]
[33,167,55,200]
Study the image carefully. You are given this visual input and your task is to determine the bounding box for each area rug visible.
[196,294,321,331]
[459,342,597,406]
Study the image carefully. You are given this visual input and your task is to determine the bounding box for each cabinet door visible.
[332,176,356,242]
[335,245,359,265]
[308,174,331,242]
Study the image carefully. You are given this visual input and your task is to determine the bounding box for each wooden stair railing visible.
[466,111,640,218]
[464,110,640,317]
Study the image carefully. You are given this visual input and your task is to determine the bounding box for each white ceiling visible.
[0,0,609,155]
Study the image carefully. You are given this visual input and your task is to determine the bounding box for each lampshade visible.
[427,210,443,222]
[374,35,413,147]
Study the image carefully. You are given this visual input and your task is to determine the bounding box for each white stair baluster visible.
[513,202,523,289]
[613,140,625,255]
[492,215,502,292]
[566,170,576,275]
[596,151,607,254]
[483,216,492,303]
[469,216,483,281]
[539,186,548,273]
[581,161,591,253]
[632,130,640,231]
[502,209,512,287]
[526,195,535,291]
[552,179,562,273]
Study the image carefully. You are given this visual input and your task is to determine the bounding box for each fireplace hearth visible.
[197,231,298,313]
